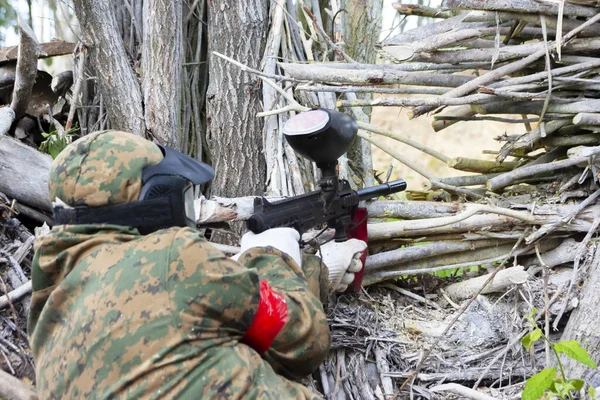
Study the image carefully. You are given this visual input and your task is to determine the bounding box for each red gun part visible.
[345,207,368,292]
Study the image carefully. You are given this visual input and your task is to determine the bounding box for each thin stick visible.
[435,115,552,124]
[297,83,448,95]
[358,131,483,199]
[526,188,600,243]
[338,93,494,108]
[538,16,553,127]
[66,45,86,131]
[300,3,356,63]
[487,149,600,191]
[357,121,451,164]
[212,51,302,83]
[430,383,499,400]
[535,244,551,366]
[382,283,442,310]
[0,280,32,310]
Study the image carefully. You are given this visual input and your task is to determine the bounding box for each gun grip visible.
[345,207,368,292]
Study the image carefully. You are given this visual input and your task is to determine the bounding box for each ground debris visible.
[0,193,36,383]
[310,278,559,399]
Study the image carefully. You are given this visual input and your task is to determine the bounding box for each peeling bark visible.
[72,0,145,135]
[206,0,269,240]
[141,0,183,147]
[0,136,52,211]
[560,243,600,387]
[11,18,40,120]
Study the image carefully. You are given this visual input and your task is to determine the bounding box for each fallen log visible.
[487,146,600,191]
[364,239,513,272]
[279,62,474,87]
[443,0,599,18]
[573,112,600,126]
[0,369,38,400]
[0,107,15,137]
[0,136,52,211]
[197,196,465,224]
[461,10,600,36]
[403,38,599,65]
[0,40,75,65]
[367,204,600,240]
[443,266,529,301]
[0,281,32,310]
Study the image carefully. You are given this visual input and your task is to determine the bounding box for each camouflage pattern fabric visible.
[29,225,330,399]
[28,130,331,399]
[48,130,163,207]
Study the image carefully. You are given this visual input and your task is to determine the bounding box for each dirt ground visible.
[370,101,528,190]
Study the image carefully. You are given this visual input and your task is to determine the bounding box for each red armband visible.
[241,280,289,353]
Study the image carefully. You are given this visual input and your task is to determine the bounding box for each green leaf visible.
[522,368,556,400]
[522,328,543,351]
[589,386,596,398]
[568,379,584,391]
[525,307,538,325]
[555,341,599,369]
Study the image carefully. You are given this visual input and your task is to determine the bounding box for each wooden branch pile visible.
[217,1,600,398]
[0,1,598,398]
[0,193,38,390]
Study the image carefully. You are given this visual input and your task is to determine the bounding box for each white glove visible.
[317,239,368,292]
[231,227,302,267]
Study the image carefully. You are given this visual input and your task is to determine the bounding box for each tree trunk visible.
[72,0,145,135]
[339,0,382,187]
[559,243,600,388]
[339,0,382,64]
[141,0,183,147]
[206,0,269,238]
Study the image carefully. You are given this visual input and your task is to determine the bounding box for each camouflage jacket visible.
[28,224,330,399]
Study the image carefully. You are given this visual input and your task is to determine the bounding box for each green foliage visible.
[521,314,598,400]
[549,378,586,400]
[523,368,556,400]
[0,0,17,44]
[521,328,543,351]
[555,341,599,369]
[39,124,78,159]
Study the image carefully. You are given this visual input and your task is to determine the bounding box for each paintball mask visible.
[53,143,214,234]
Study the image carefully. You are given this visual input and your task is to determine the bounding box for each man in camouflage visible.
[28,131,366,399]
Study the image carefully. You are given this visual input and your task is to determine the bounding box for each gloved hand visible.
[317,239,368,292]
[231,227,302,267]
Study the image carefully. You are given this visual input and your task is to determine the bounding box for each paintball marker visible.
[247,109,407,290]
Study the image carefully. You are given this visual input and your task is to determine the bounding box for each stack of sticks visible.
[211,8,600,395]
[261,1,600,286]
[0,193,36,385]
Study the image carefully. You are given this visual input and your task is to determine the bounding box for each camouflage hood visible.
[49,130,163,207]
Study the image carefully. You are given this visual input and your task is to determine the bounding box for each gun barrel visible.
[356,179,407,201]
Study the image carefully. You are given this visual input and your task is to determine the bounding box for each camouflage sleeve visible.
[167,228,261,336]
[236,247,331,380]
